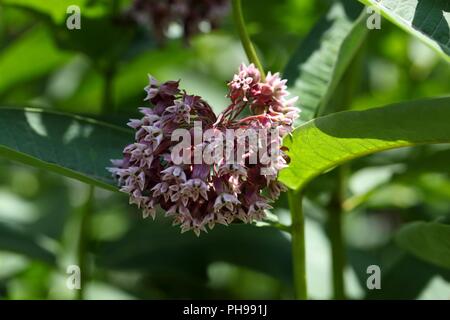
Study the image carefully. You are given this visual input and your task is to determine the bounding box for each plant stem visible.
[324,50,362,299]
[329,211,345,299]
[231,0,265,79]
[288,189,307,300]
[75,185,94,300]
[111,0,120,17]
[328,165,348,299]
[101,66,115,114]
[232,0,307,299]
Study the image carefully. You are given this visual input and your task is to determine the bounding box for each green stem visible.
[75,185,94,300]
[260,221,291,233]
[327,168,349,299]
[101,67,115,114]
[111,0,120,16]
[231,0,265,79]
[272,222,291,233]
[100,0,119,114]
[288,189,307,300]
[329,211,345,299]
[325,50,362,299]
[328,165,349,299]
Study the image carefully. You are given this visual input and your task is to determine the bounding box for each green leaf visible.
[358,0,450,62]
[284,0,367,123]
[279,97,450,191]
[396,221,450,269]
[0,26,71,95]
[0,107,132,191]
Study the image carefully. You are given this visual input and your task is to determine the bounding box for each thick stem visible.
[328,165,348,299]
[75,185,94,300]
[329,209,345,299]
[100,0,119,114]
[288,189,307,300]
[111,0,120,16]
[231,0,265,80]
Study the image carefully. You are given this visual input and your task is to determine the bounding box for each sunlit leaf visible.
[280,97,450,190]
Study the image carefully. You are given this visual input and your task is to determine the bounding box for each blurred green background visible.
[0,0,449,299]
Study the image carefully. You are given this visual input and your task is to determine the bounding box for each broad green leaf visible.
[0,108,132,191]
[284,0,367,123]
[279,97,450,191]
[0,26,70,95]
[396,221,450,269]
[1,0,106,24]
[358,0,450,62]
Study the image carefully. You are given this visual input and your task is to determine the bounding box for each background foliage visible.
[0,0,449,299]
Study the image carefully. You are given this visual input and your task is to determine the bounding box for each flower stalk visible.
[328,166,348,299]
[101,66,115,114]
[231,0,265,80]
[76,185,94,300]
[231,0,307,299]
[288,189,308,300]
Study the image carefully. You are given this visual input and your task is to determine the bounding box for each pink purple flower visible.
[109,64,300,236]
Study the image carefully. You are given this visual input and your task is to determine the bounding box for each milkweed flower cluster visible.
[109,64,299,236]
[131,0,229,44]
